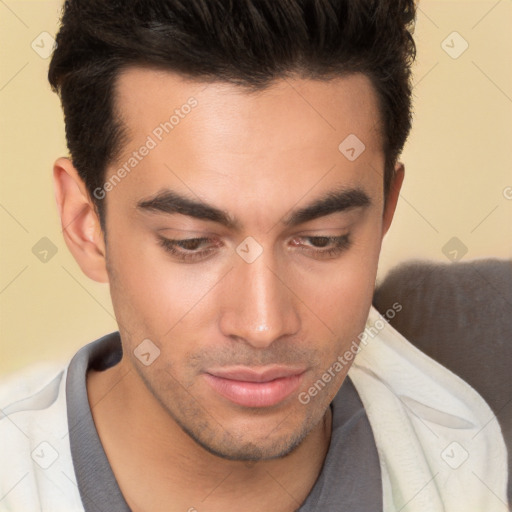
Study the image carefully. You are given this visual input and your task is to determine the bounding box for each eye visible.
[157,236,220,262]
[290,235,351,259]
[157,234,352,263]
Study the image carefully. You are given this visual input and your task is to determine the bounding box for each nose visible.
[219,251,301,349]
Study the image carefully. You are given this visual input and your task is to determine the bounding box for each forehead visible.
[113,67,382,151]
[107,67,385,219]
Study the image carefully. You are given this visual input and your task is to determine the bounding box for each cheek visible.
[292,229,382,370]
[106,230,225,344]
[295,233,380,324]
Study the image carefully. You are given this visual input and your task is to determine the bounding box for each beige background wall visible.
[1,1,511,375]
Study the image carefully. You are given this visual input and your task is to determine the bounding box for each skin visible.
[53,68,404,511]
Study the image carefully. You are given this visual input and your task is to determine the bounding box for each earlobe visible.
[53,157,109,283]
[381,162,405,237]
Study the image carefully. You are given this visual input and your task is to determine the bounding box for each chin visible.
[178,415,313,462]
[195,433,307,462]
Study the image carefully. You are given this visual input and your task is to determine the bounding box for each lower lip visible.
[203,373,304,408]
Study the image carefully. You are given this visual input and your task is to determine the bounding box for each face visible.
[98,68,397,460]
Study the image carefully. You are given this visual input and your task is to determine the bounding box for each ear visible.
[53,157,109,283]
[381,161,405,238]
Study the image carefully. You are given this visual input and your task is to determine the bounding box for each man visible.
[0,0,508,511]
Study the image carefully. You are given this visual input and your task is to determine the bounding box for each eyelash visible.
[157,235,352,263]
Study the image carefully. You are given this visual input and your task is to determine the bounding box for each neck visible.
[87,359,332,512]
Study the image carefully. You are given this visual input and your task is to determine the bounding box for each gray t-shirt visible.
[66,332,382,511]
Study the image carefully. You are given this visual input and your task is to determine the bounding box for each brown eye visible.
[309,237,330,248]
[290,235,352,260]
[178,239,205,251]
[157,236,220,263]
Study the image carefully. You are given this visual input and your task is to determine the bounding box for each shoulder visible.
[0,362,64,405]
[348,306,509,510]
[0,363,84,511]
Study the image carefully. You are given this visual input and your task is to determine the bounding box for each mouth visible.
[203,366,306,408]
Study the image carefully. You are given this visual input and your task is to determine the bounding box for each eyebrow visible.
[136,187,371,230]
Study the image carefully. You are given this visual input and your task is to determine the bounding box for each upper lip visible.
[205,366,306,383]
